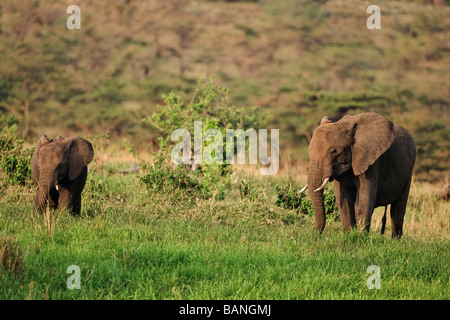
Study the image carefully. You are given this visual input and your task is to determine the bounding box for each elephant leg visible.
[356,164,379,232]
[77,167,88,192]
[72,167,87,215]
[355,197,376,232]
[71,194,82,215]
[390,178,411,238]
[381,205,388,235]
[333,181,356,231]
[58,187,73,212]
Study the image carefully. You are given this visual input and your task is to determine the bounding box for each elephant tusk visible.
[56,184,60,191]
[314,177,329,192]
[299,185,308,193]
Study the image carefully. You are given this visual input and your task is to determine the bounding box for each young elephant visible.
[302,112,416,238]
[31,135,94,215]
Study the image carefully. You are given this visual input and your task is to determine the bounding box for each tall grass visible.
[0,148,448,299]
[0,235,27,278]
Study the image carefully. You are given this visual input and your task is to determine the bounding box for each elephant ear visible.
[343,113,394,176]
[37,135,50,148]
[320,116,333,125]
[64,136,94,180]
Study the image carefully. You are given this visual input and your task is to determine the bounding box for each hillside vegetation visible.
[0,0,449,181]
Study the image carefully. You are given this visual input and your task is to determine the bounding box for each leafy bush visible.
[140,139,208,198]
[141,76,266,198]
[275,184,338,218]
[0,134,33,185]
[145,75,265,142]
[275,184,300,210]
[143,75,265,174]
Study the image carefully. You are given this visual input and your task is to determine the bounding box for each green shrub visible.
[141,76,266,199]
[140,139,208,198]
[143,75,265,181]
[274,184,338,218]
[0,134,33,186]
[144,75,265,143]
[275,184,310,214]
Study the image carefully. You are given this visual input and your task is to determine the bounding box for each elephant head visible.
[31,135,94,212]
[305,112,394,232]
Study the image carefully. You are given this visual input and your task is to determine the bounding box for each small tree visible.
[145,75,264,141]
[143,75,265,172]
[141,75,266,196]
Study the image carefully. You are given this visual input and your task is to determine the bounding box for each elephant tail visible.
[381,206,388,235]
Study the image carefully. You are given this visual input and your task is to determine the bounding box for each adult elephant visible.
[31,135,94,215]
[301,112,415,238]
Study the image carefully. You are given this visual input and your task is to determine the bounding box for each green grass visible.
[0,172,448,300]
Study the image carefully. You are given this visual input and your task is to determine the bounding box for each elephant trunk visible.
[307,166,327,232]
[34,174,56,212]
[35,185,49,213]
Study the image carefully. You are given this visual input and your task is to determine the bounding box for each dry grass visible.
[98,145,449,240]
[405,181,450,240]
[0,235,27,278]
[30,207,65,237]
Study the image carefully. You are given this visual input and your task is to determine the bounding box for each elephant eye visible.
[330,148,337,154]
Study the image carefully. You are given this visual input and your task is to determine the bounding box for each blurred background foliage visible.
[0,0,448,181]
